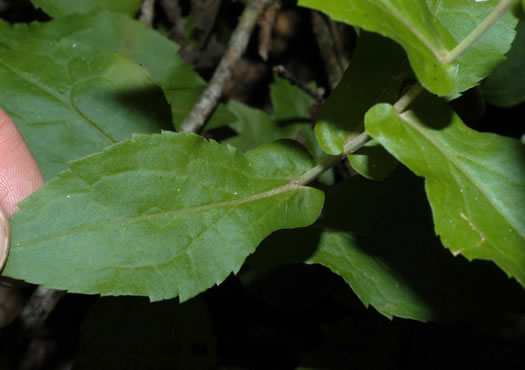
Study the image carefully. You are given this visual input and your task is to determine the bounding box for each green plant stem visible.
[296,132,371,186]
[296,82,425,186]
[393,83,424,113]
[442,0,512,64]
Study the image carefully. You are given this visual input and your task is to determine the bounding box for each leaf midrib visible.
[399,111,524,241]
[379,0,447,60]
[15,182,307,248]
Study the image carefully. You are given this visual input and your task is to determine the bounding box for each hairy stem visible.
[180,0,277,133]
[442,0,512,64]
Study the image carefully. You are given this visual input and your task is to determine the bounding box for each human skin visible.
[0,108,44,270]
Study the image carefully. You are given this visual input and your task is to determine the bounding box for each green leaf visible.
[314,32,408,179]
[365,93,525,287]
[299,0,517,97]
[74,297,216,369]
[270,75,317,121]
[31,0,141,18]
[248,169,524,321]
[0,12,234,129]
[2,133,324,302]
[222,100,305,152]
[481,21,525,107]
[0,39,167,180]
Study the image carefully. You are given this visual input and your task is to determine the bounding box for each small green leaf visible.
[3,133,324,302]
[300,0,517,96]
[270,75,317,121]
[481,21,525,107]
[0,12,233,129]
[223,100,305,152]
[365,93,525,287]
[31,0,141,18]
[0,39,167,180]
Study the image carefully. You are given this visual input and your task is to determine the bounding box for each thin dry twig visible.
[20,286,66,332]
[258,0,281,60]
[179,0,278,133]
[273,65,325,103]
[311,11,345,89]
[139,0,156,28]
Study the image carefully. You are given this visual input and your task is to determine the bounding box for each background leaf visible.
[365,93,525,287]
[0,12,234,129]
[246,168,524,321]
[481,20,525,107]
[270,75,317,121]
[2,133,324,302]
[31,0,141,18]
[299,0,517,97]
[0,39,167,180]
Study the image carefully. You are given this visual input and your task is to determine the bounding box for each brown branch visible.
[273,65,325,104]
[20,286,65,331]
[179,0,278,133]
[258,0,281,60]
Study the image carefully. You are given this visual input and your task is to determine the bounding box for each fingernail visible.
[0,204,10,272]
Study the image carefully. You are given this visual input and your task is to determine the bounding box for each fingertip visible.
[0,108,44,216]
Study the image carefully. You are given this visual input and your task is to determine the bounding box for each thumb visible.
[0,108,44,270]
[0,204,8,271]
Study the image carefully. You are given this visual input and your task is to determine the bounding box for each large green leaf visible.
[299,0,517,97]
[314,31,409,179]
[31,0,141,18]
[0,39,167,180]
[365,93,525,287]
[247,169,524,321]
[482,21,525,107]
[2,133,324,302]
[0,12,233,129]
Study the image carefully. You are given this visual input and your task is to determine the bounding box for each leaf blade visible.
[3,133,324,301]
[365,93,525,286]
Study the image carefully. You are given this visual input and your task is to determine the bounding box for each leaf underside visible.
[2,133,324,302]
